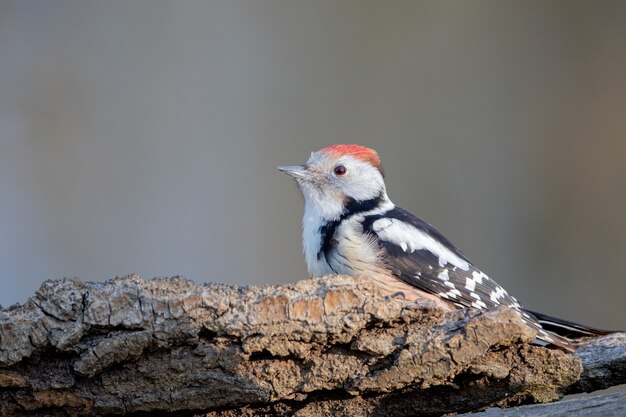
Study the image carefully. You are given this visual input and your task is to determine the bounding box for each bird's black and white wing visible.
[361,206,572,350]
[362,207,520,310]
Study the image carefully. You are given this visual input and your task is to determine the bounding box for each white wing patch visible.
[464,270,487,291]
[372,218,470,270]
[489,285,508,304]
[472,270,487,282]
[438,288,462,299]
[437,269,450,281]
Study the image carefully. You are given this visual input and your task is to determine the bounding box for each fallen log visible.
[459,389,626,417]
[0,275,623,416]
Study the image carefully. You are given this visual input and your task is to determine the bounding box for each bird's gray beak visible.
[277,165,310,180]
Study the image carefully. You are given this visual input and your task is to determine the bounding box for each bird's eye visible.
[333,165,347,176]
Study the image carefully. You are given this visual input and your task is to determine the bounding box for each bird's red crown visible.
[320,144,382,171]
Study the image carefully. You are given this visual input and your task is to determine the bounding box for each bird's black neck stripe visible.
[317,193,385,261]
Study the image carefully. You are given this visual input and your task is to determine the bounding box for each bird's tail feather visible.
[528,309,615,338]
[524,309,616,352]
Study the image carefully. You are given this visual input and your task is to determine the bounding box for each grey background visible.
[1,1,625,330]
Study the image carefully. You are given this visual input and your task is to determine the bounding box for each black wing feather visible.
[361,207,581,350]
[362,207,521,310]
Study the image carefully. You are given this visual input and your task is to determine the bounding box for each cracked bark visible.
[0,275,624,416]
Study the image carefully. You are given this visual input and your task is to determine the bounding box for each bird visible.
[278,144,611,351]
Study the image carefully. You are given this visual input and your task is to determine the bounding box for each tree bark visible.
[0,275,623,416]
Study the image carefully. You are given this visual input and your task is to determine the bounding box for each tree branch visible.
[0,275,623,416]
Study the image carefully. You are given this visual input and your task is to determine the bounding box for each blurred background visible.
[1,1,625,329]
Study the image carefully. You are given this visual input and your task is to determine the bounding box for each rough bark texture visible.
[0,275,623,416]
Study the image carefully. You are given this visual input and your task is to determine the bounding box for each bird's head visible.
[278,144,389,219]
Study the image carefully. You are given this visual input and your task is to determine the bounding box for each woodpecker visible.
[279,144,611,351]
